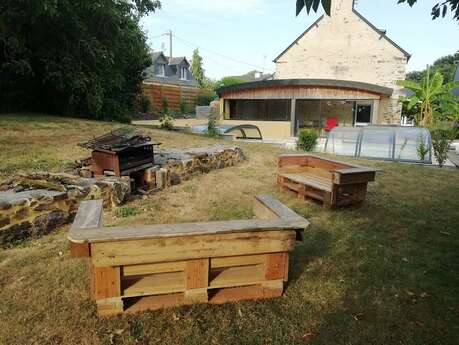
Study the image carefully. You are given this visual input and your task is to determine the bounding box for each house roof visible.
[273,9,411,63]
[216,79,394,97]
[169,57,189,66]
[151,51,166,63]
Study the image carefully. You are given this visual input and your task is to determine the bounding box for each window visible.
[156,64,165,77]
[355,104,372,125]
[229,99,290,121]
[180,66,187,80]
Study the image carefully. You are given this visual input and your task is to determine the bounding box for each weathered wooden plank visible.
[209,265,265,288]
[254,195,303,220]
[334,171,376,185]
[69,218,306,244]
[280,173,333,192]
[124,293,188,313]
[69,241,90,258]
[265,253,288,281]
[123,261,186,276]
[211,254,267,268]
[209,282,283,304]
[186,259,209,289]
[92,266,121,300]
[91,230,297,267]
[71,199,104,231]
[69,200,104,255]
[96,297,124,316]
[122,271,186,297]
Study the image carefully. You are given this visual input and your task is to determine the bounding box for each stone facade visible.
[274,0,409,124]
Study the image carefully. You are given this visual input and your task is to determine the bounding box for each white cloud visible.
[165,0,264,14]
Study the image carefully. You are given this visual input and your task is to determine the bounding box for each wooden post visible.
[185,259,209,303]
[290,98,296,137]
[92,266,123,316]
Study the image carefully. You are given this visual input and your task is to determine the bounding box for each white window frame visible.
[156,64,165,77]
[180,66,187,80]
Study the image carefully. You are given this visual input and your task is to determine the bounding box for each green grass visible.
[0,114,458,345]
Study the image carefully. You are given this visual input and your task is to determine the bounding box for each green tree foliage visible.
[215,76,246,89]
[191,49,205,87]
[0,0,161,121]
[407,52,459,83]
[397,70,459,126]
[296,0,459,21]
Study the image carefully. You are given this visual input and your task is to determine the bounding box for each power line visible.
[172,34,275,73]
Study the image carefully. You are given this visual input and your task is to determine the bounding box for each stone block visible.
[0,216,10,228]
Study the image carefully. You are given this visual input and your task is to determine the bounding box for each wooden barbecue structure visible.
[69,195,309,316]
[277,154,380,208]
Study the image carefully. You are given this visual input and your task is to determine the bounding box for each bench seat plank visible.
[279,173,333,192]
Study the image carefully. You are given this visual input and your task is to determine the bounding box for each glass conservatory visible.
[324,126,432,164]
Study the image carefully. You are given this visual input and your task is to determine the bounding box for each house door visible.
[355,102,372,126]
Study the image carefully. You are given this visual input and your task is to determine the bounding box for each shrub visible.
[179,100,195,115]
[139,94,152,113]
[417,133,429,161]
[196,90,217,106]
[159,113,175,130]
[114,206,139,218]
[297,129,319,152]
[206,117,220,138]
[429,124,456,167]
[161,97,169,114]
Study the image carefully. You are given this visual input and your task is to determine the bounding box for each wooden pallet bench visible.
[277,154,380,208]
[68,195,309,316]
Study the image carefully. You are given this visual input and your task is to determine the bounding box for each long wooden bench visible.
[277,154,380,208]
[68,195,309,316]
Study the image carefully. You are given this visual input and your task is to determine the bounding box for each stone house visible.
[217,0,410,139]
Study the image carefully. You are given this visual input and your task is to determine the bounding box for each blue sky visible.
[141,0,458,79]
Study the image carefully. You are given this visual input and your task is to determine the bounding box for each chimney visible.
[330,0,355,17]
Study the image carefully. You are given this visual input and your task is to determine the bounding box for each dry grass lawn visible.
[0,114,458,345]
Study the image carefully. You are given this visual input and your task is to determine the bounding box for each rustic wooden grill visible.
[79,128,160,177]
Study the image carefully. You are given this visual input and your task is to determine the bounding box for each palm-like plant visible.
[397,70,459,126]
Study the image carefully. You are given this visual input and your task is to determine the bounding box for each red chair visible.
[325,118,339,132]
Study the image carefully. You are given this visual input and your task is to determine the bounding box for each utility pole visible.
[168,30,173,59]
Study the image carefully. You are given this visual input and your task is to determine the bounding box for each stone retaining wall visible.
[0,145,245,246]
[0,173,130,246]
[154,145,246,186]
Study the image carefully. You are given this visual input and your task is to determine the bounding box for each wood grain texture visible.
[265,253,288,281]
[92,266,121,300]
[90,230,297,267]
[186,259,209,289]
[69,218,306,244]
[123,261,185,276]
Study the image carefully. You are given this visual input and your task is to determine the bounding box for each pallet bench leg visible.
[185,259,209,304]
[91,266,123,316]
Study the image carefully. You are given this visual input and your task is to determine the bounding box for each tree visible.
[214,76,246,90]
[191,49,205,87]
[296,0,459,22]
[407,52,459,83]
[397,70,459,126]
[0,0,161,121]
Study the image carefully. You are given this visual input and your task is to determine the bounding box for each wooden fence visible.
[142,82,200,112]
